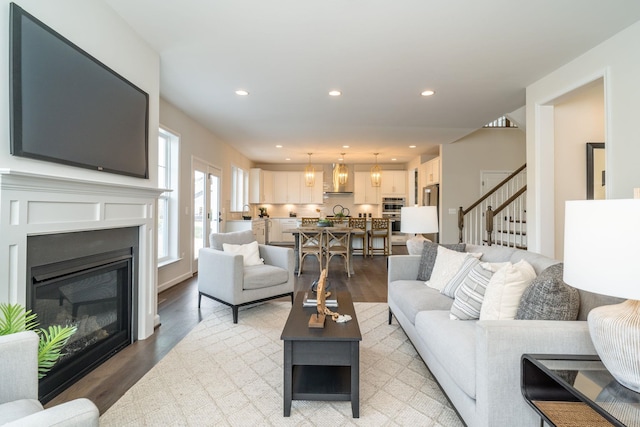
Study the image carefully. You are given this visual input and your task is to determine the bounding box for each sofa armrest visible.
[0,331,38,404]
[8,398,99,427]
[198,247,244,303]
[475,320,596,427]
[388,255,421,282]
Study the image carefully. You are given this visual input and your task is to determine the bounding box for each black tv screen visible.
[10,3,149,179]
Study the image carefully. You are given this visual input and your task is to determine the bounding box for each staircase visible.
[458,164,527,249]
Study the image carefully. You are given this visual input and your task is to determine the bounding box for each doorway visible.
[192,157,222,273]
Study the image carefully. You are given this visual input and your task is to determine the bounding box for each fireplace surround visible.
[0,170,162,398]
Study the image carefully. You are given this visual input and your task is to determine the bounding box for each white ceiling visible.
[104,0,640,165]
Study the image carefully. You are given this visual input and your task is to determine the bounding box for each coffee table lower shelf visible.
[292,365,352,401]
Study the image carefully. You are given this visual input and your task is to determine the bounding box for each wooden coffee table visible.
[280,291,362,417]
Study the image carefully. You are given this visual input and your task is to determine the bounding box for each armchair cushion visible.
[243,264,289,290]
[210,230,255,250]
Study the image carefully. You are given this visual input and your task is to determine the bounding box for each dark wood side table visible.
[521,354,640,426]
[280,291,362,417]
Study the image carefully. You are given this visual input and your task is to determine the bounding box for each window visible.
[158,127,179,264]
[231,165,249,212]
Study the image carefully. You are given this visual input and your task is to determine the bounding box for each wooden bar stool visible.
[367,218,390,257]
[349,217,367,256]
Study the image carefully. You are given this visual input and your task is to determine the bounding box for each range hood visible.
[323,163,353,194]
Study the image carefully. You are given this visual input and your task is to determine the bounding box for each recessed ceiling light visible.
[276,145,283,148]
[409,145,417,148]
[285,158,291,161]
[235,89,249,96]
[342,145,350,148]
[421,90,435,97]
[391,158,397,161]
[329,90,342,97]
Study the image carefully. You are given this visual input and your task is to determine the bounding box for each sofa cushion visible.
[415,310,477,399]
[480,260,536,320]
[450,262,494,320]
[388,280,454,324]
[416,241,465,281]
[223,241,264,266]
[0,399,43,425]
[210,230,256,250]
[243,264,289,290]
[515,263,580,321]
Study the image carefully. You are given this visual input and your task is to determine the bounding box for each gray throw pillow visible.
[209,230,256,251]
[416,241,466,281]
[515,263,580,321]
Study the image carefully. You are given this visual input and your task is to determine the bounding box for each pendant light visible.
[304,153,315,187]
[337,153,348,185]
[371,153,382,187]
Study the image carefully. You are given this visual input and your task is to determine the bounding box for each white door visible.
[193,157,222,273]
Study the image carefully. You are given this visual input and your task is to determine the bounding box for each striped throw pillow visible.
[450,263,494,320]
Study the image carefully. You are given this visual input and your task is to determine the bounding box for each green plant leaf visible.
[37,325,77,379]
[0,303,38,335]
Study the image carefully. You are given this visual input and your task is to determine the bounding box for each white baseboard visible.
[157,271,193,293]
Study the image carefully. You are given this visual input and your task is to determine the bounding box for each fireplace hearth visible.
[27,228,138,402]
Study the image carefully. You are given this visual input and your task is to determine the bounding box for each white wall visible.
[440,128,526,243]
[158,98,254,291]
[527,20,640,257]
[553,80,605,259]
[0,0,160,188]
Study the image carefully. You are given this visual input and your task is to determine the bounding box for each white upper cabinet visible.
[300,171,324,204]
[354,172,380,204]
[381,170,407,196]
[424,157,440,186]
[250,168,274,204]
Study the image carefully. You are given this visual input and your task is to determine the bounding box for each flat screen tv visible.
[10,3,149,179]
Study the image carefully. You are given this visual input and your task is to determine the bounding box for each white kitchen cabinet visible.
[268,218,281,242]
[381,170,407,196]
[273,171,302,204]
[252,219,266,244]
[249,168,274,204]
[300,171,324,204]
[278,218,298,243]
[424,157,440,186]
[225,220,252,233]
[353,172,380,204]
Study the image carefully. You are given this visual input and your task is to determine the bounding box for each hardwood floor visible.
[46,245,407,414]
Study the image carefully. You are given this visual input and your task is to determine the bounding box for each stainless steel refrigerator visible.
[422,184,439,243]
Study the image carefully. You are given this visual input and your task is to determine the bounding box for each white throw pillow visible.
[222,241,264,266]
[479,260,536,320]
[426,246,476,291]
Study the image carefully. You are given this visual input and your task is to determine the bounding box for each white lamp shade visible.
[400,206,438,234]
[563,199,640,300]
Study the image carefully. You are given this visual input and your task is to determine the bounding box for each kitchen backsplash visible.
[251,195,381,219]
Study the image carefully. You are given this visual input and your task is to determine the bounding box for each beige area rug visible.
[100,301,464,426]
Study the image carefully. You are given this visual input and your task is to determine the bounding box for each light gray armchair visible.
[0,331,99,427]
[198,230,295,323]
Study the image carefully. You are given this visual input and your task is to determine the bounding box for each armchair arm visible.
[7,398,99,427]
[388,255,421,282]
[259,244,294,272]
[475,319,596,427]
[198,248,244,304]
[0,331,38,404]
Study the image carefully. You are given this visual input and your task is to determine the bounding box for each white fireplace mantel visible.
[0,169,164,340]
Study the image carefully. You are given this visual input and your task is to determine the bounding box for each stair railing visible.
[458,164,526,246]
[485,186,527,247]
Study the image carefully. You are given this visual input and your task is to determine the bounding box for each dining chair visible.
[325,228,351,277]
[348,217,367,256]
[301,217,318,225]
[368,217,390,257]
[298,228,324,276]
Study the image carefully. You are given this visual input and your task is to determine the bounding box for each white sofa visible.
[387,243,622,427]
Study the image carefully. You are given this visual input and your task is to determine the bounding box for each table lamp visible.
[563,199,640,393]
[401,206,439,255]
